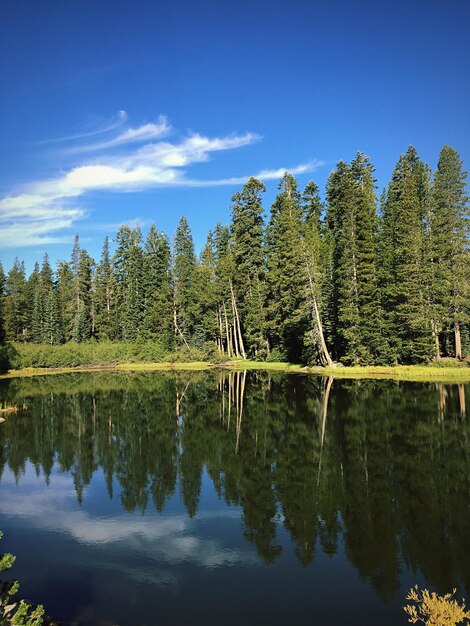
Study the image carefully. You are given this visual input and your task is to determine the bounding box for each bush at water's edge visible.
[6,340,223,369]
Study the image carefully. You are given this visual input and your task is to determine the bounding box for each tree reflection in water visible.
[0,371,469,601]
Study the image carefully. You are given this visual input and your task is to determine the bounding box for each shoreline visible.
[0,360,469,383]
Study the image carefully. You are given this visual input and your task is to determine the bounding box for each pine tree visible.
[29,262,42,343]
[212,222,239,357]
[95,237,118,340]
[43,287,63,344]
[113,226,144,340]
[230,177,268,357]
[4,258,28,342]
[142,225,173,347]
[300,181,333,365]
[326,155,384,364]
[173,217,197,347]
[302,180,323,227]
[380,148,434,363]
[56,260,75,341]
[266,173,307,361]
[349,153,384,363]
[430,146,469,358]
[192,232,218,348]
[72,250,94,342]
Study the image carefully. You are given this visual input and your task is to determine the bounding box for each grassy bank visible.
[0,357,469,384]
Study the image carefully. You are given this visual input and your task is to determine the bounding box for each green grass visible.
[0,342,469,382]
[307,364,470,382]
[116,361,212,372]
[1,359,469,382]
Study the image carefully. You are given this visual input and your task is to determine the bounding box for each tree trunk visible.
[173,293,189,349]
[455,323,462,359]
[217,307,225,354]
[305,261,334,367]
[222,302,232,357]
[230,280,246,359]
[432,321,440,359]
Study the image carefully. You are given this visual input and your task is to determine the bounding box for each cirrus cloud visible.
[0,113,324,248]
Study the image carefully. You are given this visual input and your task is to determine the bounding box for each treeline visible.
[0,145,468,365]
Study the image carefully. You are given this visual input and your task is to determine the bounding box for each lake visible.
[0,370,469,626]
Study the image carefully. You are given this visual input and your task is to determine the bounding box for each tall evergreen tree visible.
[28,262,42,342]
[142,225,173,347]
[192,232,218,347]
[326,155,384,364]
[430,146,469,358]
[56,260,75,342]
[4,258,28,342]
[212,222,240,357]
[95,237,118,340]
[266,173,307,361]
[380,147,434,362]
[300,181,333,366]
[173,217,197,347]
[113,226,144,340]
[230,177,268,357]
[73,250,94,342]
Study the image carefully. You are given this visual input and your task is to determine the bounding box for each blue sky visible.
[1,0,469,272]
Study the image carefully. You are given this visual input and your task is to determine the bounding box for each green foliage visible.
[230,177,268,356]
[430,146,469,358]
[173,216,197,345]
[326,154,385,364]
[0,531,45,626]
[380,147,435,363]
[0,144,467,367]
[9,341,168,368]
[266,173,307,361]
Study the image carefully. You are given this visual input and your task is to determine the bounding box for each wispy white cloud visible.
[1,466,257,573]
[38,110,128,145]
[185,159,324,187]
[0,114,323,248]
[66,114,171,153]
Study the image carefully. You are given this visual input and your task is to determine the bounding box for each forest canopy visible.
[0,145,468,366]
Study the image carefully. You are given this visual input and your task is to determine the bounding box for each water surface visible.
[0,371,468,625]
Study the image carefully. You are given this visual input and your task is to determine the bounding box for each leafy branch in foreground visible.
[404,586,470,625]
[0,531,45,626]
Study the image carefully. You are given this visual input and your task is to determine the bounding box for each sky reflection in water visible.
[0,371,468,626]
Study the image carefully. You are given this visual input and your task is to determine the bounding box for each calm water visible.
[0,371,469,626]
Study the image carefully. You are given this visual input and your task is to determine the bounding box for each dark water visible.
[0,371,469,626]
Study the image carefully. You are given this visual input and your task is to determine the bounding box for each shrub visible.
[0,530,45,625]
[404,586,470,625]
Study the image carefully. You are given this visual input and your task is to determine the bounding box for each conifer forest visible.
[0,145,468,366]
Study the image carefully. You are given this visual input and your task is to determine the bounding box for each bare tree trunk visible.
[432,321,440,359]
[173,294,178,340]
[455,323,462,359]
[231,322,240,357]
[217,307,225,354]
[173,293,190,348]
[223,302,232,357]
[305,261,334,367]
[230,280,246,359]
